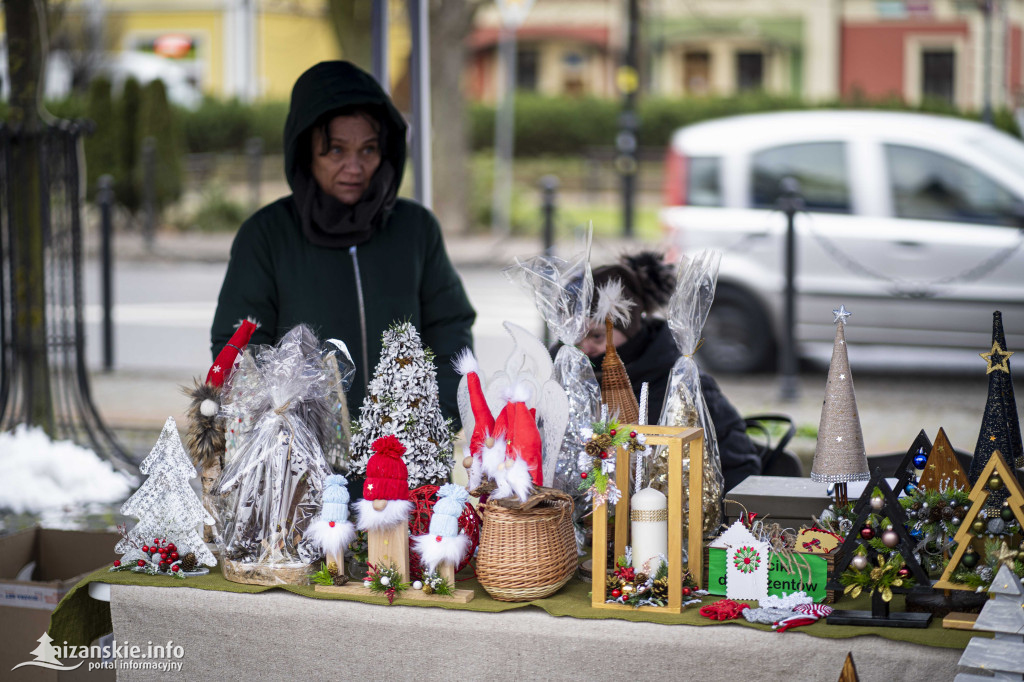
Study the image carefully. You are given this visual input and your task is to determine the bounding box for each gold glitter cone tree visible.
[810,306,869,504]
[593,279,639,425]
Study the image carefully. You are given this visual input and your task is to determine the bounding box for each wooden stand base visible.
[942,612,979,630]
[315,583,475,604]
[827,592,932,628]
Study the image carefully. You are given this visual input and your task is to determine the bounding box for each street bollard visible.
[778,176,803,402]
[98,174,115,372]
[246,136,263,213]
[141,136,156,251]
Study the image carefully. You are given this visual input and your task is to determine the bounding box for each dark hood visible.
[283,61,407,196]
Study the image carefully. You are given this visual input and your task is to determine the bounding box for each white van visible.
[661,110,1024,372]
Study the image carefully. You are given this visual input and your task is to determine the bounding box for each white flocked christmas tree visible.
[351,322,454,488]
[116,417,216,567]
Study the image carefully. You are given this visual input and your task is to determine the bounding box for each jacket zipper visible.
[349,246,370,395]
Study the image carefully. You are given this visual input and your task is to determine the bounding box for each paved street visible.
[80,231,1020,465]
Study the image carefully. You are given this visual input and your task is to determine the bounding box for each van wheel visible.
[699,288,775,373]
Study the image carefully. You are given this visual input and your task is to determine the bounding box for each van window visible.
[751,142,851,213]
[885,144,1021,226]
[688,156,721,206]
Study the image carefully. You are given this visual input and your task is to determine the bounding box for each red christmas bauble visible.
[860,527,875,540]
[611,589,621,598]
[681,587,692,597]
[170,552,179,561]
[609,429,617,437]
[600,452,609,459]
[407,485,481,580]
[159,548,168,555]
[142,545,150,553]
[167,543,176,552]
[153,538,160,544]
[113,560,121,567]
[137,560,146,567]
[630,431,637,438]
[171,565,180,572]
[898,568,910,577]
[581,472,588,479]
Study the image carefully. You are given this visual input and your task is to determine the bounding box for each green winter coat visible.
[211,61,475,427]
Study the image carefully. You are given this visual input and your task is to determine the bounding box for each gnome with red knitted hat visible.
[184,317,258,540]
[355,435,414,580]
[454,349,496,490]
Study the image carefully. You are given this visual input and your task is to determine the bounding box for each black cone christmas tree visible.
[892,430,933,496]
[970,312,1023,511]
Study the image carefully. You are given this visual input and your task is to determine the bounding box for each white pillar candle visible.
[631,486,668,572]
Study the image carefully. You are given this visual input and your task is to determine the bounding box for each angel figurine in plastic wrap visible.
[214,325,338,585]
[656,250,726,536]
[454,323,569,502]
[503,232,601,510]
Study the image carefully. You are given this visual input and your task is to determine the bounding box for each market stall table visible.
[51,568,972,681]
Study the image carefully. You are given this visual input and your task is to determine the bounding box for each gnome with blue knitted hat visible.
[413,483,472,584]
[308,474,356,577]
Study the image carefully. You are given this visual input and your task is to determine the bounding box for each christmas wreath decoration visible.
[732,546,762,574]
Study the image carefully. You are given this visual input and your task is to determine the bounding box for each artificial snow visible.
[0,425,133,513]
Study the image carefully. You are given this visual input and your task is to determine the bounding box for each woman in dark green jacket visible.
[211,61,475,426]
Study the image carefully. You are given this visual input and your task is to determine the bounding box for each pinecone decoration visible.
[941,506,955,522]
[605,573,621,594]
[635,572,649,585]
[327,562,348,585]
[180,552,198,572]
[423,584,434,595]
[651,576,669,601]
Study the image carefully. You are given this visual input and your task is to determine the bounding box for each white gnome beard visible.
[354,498,414,531]
[412,533,471,575]
[306,517,356,560]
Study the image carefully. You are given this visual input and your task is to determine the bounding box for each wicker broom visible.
[594,278,639,424]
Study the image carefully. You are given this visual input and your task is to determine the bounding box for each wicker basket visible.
[601,316,639,424]
[475,490,578,602]
[221,558,312,586]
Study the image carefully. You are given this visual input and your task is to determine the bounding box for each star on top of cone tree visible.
[811,306,869,492]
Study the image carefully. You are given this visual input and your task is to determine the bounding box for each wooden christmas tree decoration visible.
[590,424,704,613]
[810,306,869,506]
[934,450,1024,591]
[892,429,933,496]
[916,427,969,493]
[827,467,932,627]
[837,653,860,682]
[954,564,1024,680]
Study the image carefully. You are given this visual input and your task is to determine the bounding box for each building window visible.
[736,52,764,92]
[517,48,539,91]
[684,51,710,95]
[921,49,955,104]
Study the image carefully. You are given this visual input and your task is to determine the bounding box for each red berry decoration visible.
[860,527,875,540]
[167,543,176,552]
[611,589,621,598]
[898,567,910,578]
[154,538,160,544]
[681,587,692,597]
[629,431,637,438]
[142,545,150,553]
[137,559,146,567]
[113,560,121,567]
[170,552,179,561]
[600,452,609,459]
[581,472,588,479]
[609,429,617,437]
[171,565,180,572]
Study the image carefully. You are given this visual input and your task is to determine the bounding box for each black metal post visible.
[98,175,115,372]
[141,136,156,250]
[778,176,803,402]
[246,136,263,212]
[540,174,559,347]
[981,0,993,126]
[618,0,640,238]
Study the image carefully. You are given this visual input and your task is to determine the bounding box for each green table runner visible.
[50,565,977,650]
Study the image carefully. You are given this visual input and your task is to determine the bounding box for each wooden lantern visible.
[591,425,704,613]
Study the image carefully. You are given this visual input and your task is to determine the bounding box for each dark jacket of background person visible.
[210,62,475,426]
[587,317,762,491]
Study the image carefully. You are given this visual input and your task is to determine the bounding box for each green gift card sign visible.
[707,547,828,602]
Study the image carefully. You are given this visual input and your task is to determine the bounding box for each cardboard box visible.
[1,527,118,681]
[724,476,896,529]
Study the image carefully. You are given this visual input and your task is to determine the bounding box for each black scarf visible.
[294,160,397,249]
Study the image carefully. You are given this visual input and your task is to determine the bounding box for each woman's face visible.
[310,114,382,205]
[579,323,629,359]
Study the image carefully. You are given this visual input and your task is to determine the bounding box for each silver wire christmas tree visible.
[117,417,216,567]
[351,322,454,488]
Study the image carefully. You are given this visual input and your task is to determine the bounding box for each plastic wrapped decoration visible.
[656,250,725,536]
[321,338,357,472]
[504,229,600,502]
[221,348,260,467]
[214,325,336,585]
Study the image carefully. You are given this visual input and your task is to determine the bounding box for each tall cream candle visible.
[631,486,668,572]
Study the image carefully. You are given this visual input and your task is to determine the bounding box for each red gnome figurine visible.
[355,435,414,580]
